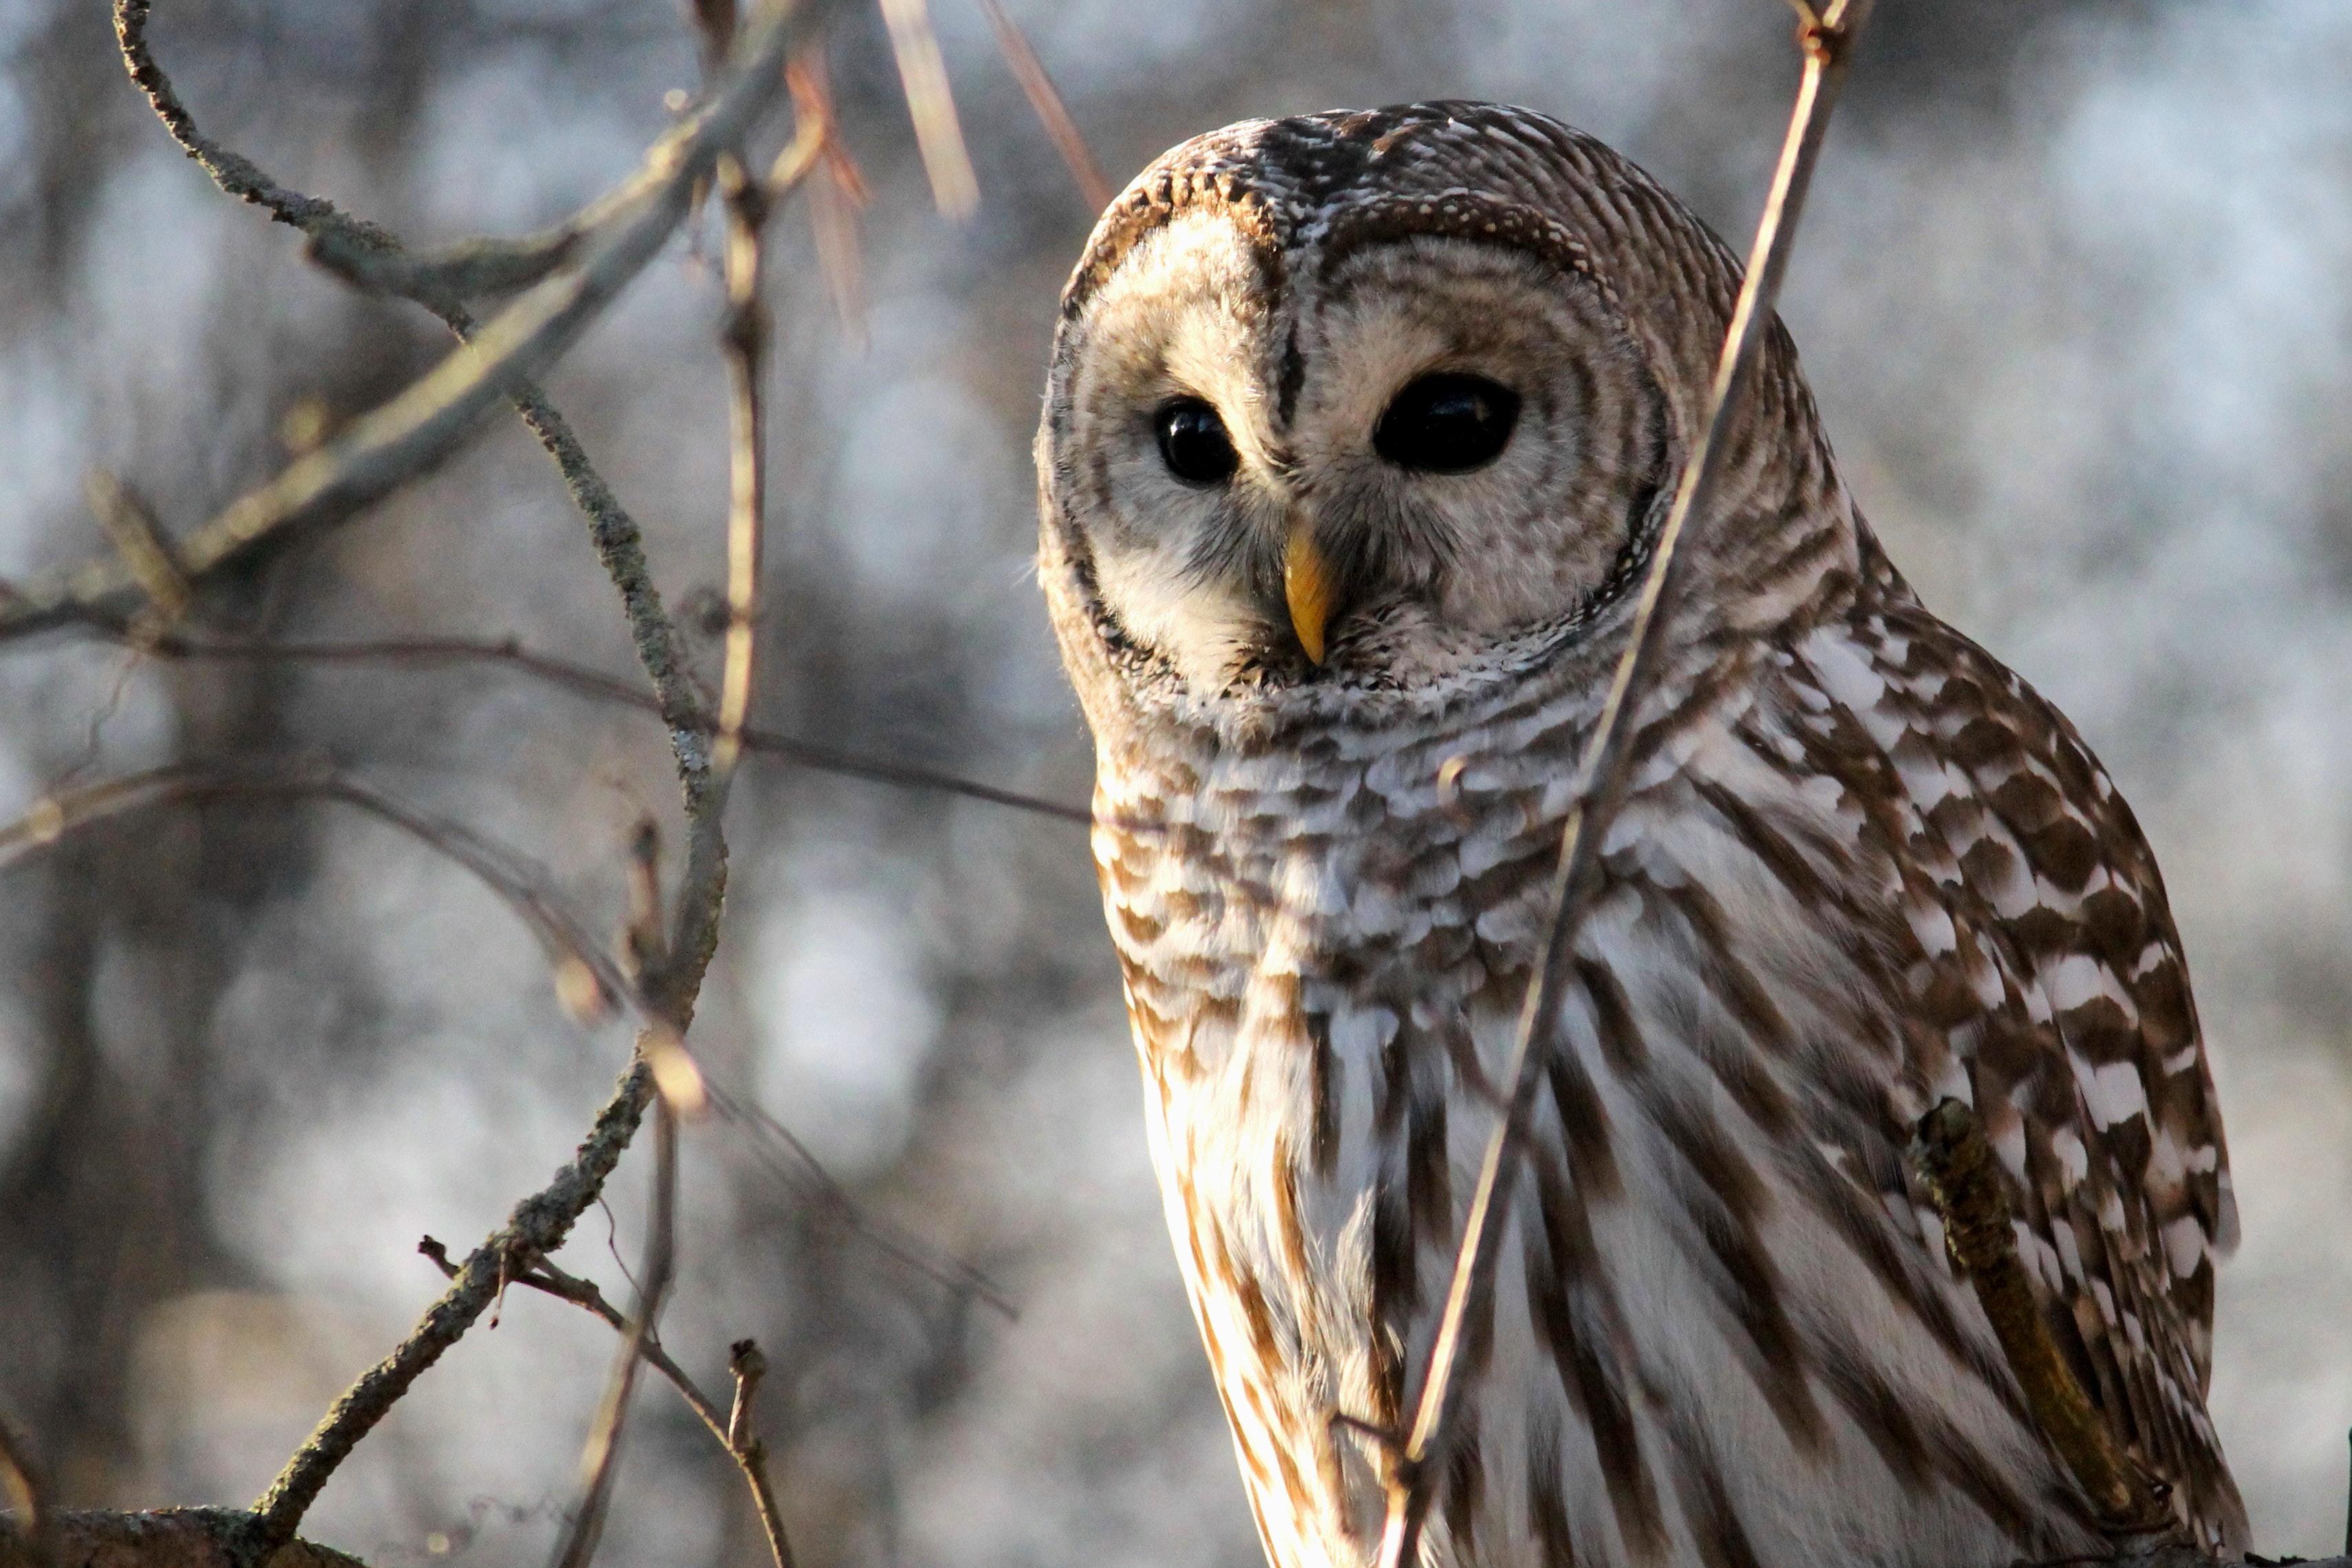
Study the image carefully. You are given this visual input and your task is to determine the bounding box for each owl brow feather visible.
[1369,6,1888,1565]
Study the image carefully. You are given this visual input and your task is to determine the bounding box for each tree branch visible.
[1910,1099,2171,1536]
[416,1236,731,1448]
[247,1061,654,1566]
[713,150,772,782]
[0,1512,369,1568]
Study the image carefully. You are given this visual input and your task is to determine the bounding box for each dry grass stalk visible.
[1371,4,1880,1565]
[875,0,981,219]
[974,0,1113,212]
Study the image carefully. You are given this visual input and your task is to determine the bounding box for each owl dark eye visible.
[1373,373,1520,473]
[1155,396,1239,486]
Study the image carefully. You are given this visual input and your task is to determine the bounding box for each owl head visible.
[1038,103,1848,735]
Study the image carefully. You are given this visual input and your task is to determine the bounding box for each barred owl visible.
[1036,103,2245,1568]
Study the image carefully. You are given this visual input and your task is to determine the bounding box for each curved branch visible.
[24,0,790,634]
[34,0,850,778]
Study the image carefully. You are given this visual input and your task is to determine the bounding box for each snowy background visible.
[1,1,2349,1563]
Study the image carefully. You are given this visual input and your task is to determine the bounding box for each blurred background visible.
[1,1,2348,1563]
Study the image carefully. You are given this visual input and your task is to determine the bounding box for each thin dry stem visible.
[789,54,870,337]
[548,1103,679,1568]
[703,1081,1019,1318]
[1371,5,1878,1564]
[31,618,1093,825]
[416,1236,733,1444]
[714,151,773,782]
[875,0,979,219]
[974,0,1112,211]
[725,1342,765,1452]
[0,760,641,1023]
[83,472,190,626]
[725,1342,796,1568]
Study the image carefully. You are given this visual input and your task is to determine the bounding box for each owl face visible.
[1045,168,1668,705]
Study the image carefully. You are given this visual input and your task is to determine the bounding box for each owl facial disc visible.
[1043,199,1665,701]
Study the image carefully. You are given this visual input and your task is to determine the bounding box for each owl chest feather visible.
[1089,651,2135,1568]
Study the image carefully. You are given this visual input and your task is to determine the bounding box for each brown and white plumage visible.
[1036,103,2244,1568]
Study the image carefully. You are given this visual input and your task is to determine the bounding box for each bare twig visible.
[714,151,773,782]
[248,1060,655,1567]
[875,0,979,219]
[546,1102,678,1568]
[789,54,870,336]
[1370,6,1878,1565]
[34,619,1094,825]
[704,1081,1018,1318]
[418,1236,733,1446]
[1910,1100,2171,1536]
[726,1342,797,1568]
[0,760,644,1024]
[973,0,1112,211]
[84,472,191,627]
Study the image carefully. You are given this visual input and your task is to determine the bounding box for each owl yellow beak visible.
[1283,525,1334,665]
